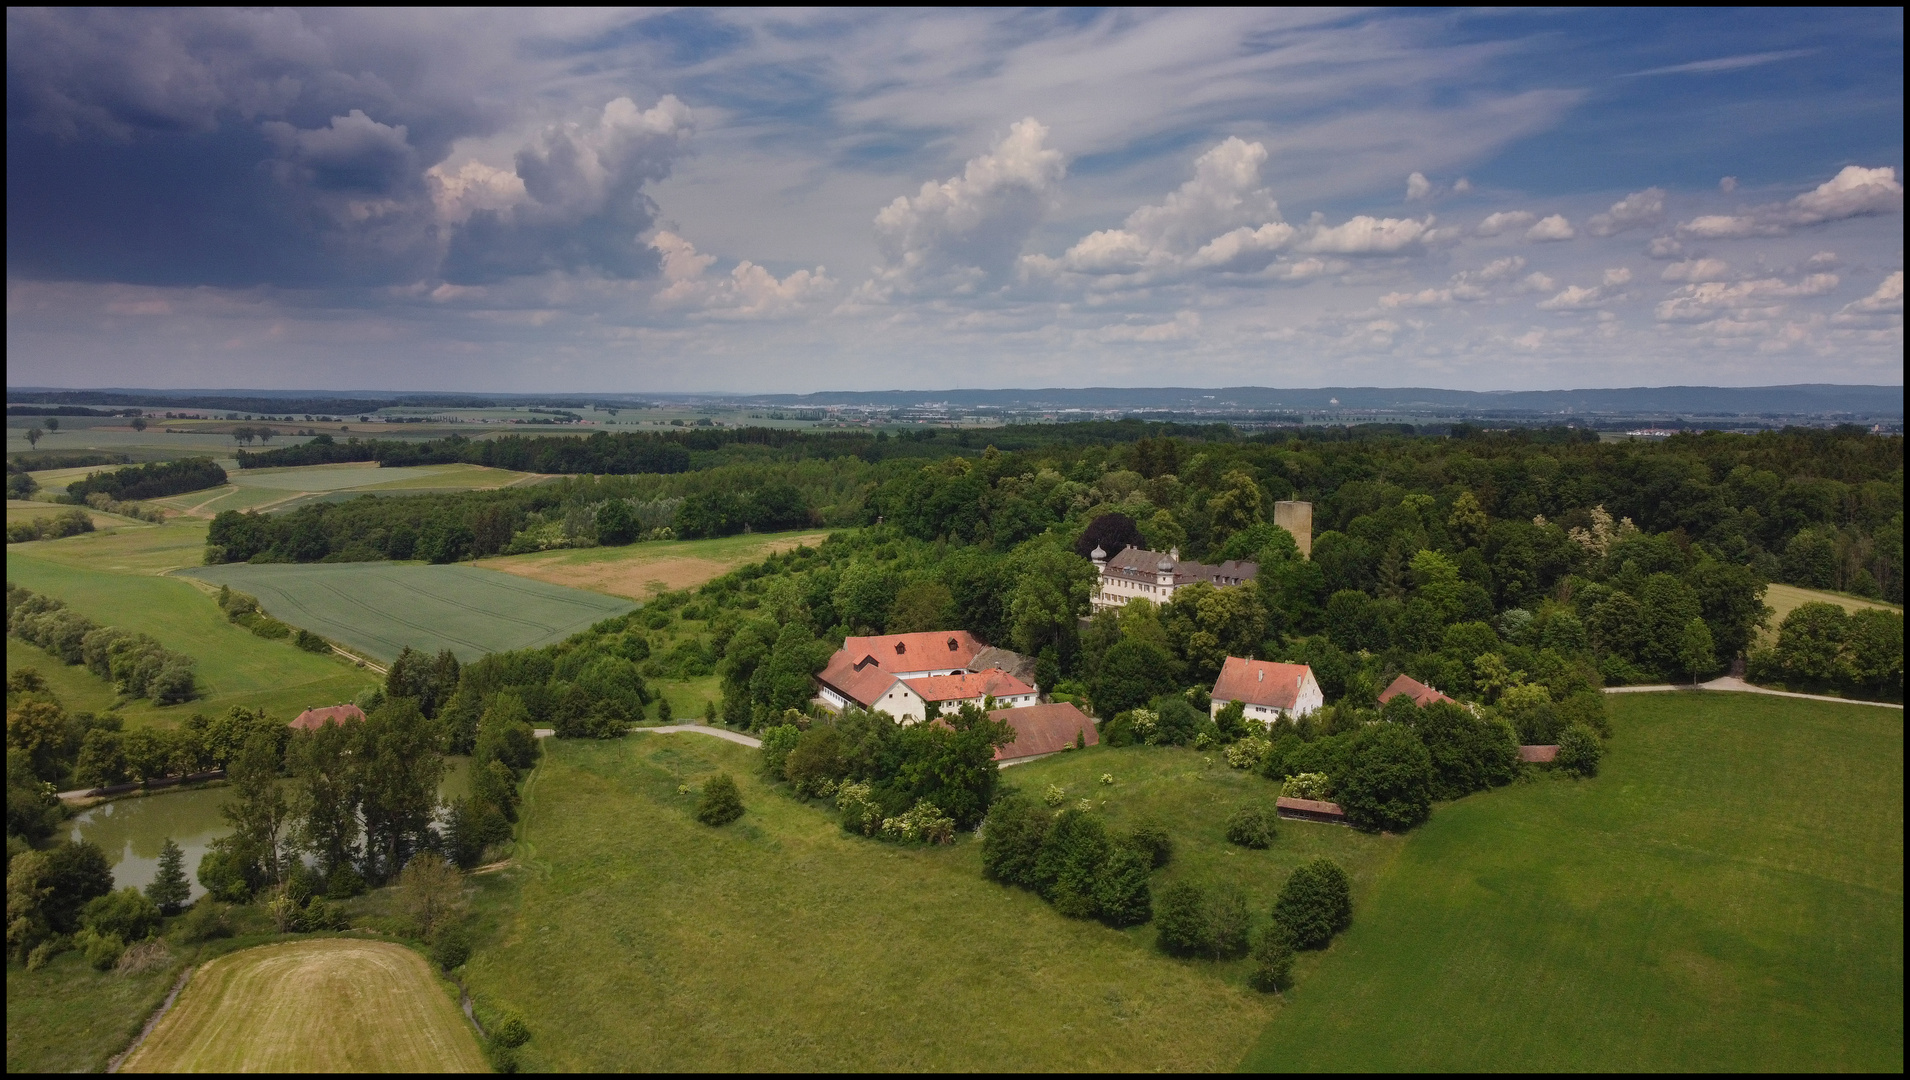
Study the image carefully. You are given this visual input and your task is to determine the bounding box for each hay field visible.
[1243,692,1904,1072]
[149,461,540,519]
[182,561,634,662]
[118,939,485,1073]
[1761,582,1901,642]
[481,529,831,599]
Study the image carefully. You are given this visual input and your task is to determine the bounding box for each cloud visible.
[1096,310,1199,342]
[1676,165,1903,238]
[1475,210,1534,236]
[1537,269,1632,311]
[867,117,1064,295]
[1656,273,1840,321]
[653,231,835,318]
[1452,177,1472,194]
[1839,270,1903,315]
[1623,49,1815,78]
[1520,271,1556,292]
[1299,215,1431,254]
[1525,214,1575,241]
[1406,172,1432,201]
[1661,258,1732,282]
[1719,176,1738,193]
[1585,188,1665,236]
[441,96,693,283]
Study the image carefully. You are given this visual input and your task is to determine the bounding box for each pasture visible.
[1244,692,1904,1072]
[7,498,149,531]
[118,939,486,1073]
[481,528,833,599]
[6,551,374,727]
[5,946,185,1074]
[182,561,634,662]
[149,460,541,519]
[1761,582,1902,642]
[458,735,1389,1071]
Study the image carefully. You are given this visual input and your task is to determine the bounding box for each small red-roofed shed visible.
[1378,673,1456,708]
[289,704,366,731]
[987,701,1097,762]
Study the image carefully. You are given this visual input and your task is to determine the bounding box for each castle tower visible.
[1274,500,1313,559]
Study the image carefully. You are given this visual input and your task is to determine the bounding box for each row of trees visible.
[8,585,197,705]
[61,457,227,502]
[1748,602,1903,701]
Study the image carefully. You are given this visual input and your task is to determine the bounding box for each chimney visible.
[1257,669,1263,682]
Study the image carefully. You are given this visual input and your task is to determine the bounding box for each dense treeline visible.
[62,457,227,502]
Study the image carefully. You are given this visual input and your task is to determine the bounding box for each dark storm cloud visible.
[4,7,685,288]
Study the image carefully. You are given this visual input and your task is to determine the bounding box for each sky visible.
[5,7,1903,394]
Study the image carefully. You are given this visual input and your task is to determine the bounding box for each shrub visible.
[1092,844,1153,927]
[492,1012,532,1048]
[432,924,474,971]
[880,799,956,844]
[980,793,1049,887]
[293,628,330,653]
[783,726,844,797]
[78,927,126,971]
[835,781,881,836]
[1282,772,1332,800]
[175,900,233,943]
[695,773,744,826]
[397,853,467,940]
[1154,881,1210,956]
[1226,735,1271,770]
[1225,804,1276,849]
[1041,783,1066,807]
[115,938,173,976]
[1125,822,1173,868]
[1556,722,1604,778]
[1333,721,1434,833]
[83,887,162,944]
[1274,858,1353,950]
[325,865,366,899]
[299,898,349,932]
[1036,808,1110,919]
[1247,923,1296,992]
[1209,884,1251,959]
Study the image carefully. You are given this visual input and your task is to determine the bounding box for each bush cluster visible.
[8,584,197,704]
[982,798,1157,926]
[1747,602,1902,702]
[7,507,94,543]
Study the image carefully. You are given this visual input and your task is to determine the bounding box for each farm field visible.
[147,461,543,519]
[1761,582,1902,642]
[481,528,833,599]
[4,946,186,1073]
[182,561,635,662]
[7,498,150,530]
[7,515,210,575]
[458,735,1395,1071]
[6,549,374,728]
[1243,692,1904,1072]
[118,939,486,1073]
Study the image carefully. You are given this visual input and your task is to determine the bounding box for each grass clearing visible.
[480,528,833,599]
[7,552,374,728]
[181,561,634,663]
[5,948,186,1073]
[1761,582,1902,644]
[459,735,1387,1071]
[118,939,485,1073]
[1243,692,1904,1072]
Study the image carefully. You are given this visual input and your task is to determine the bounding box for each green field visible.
[458,735,1392,1071]
[181,562,635,662]
[1244,691,1904,1071]
[1761,582,1902,643]
[4,947,187,1073]
[482,528,833,599]
[118,939,486,1072]
[7,551,375,727]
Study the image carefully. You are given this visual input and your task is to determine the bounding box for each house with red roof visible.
[815,631,1038,722]
[988,701,1097,763]
[289,703,366,731]
[1210,656,1323,723]
[1378,673,1456,708]
[860,668,1038,724]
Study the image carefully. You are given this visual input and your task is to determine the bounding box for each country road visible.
[1606,675,1902,709]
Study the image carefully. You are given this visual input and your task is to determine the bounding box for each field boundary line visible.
[331,644,388,674]
[107,963,195,1073]
[1606,677,1902,709]
[630,723,764,748]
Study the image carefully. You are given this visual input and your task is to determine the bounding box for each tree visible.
[222,731,291,888]
[1225,804,1275,849]
[980,793,1049,889]
[1333,721,1434,832]
[889,580,955,633]
[1075,512,1145,561]
[1207,469,1265,538]
[83,887,162,943]
[1209,884,1251,959]
[1093,844,1153,927]
[1678,617,1716,684]
[1091,638,1178,720]
[289,718,361,878]
[1154,881,1211,956]
[130,416,148,432]
[41,840,114,933]
[147,838,192,915]
[696,773,744,825]
[1412,700,1518,799]
[1556,723,1603,778]
[357,698,446,881]
[1033,807,1109,918]
[595,499,638,545]
[1448,491,1488,549]
[44,417,59,432]
[1273,858,1352,950]
[396,852,466,940]
[1248,923,1297,992]
[26,427,44,448]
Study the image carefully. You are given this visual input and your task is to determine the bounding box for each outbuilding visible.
[1210,657,1323,722]
[988,701,1097,763]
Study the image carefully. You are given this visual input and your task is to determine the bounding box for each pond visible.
[70,756,476,900]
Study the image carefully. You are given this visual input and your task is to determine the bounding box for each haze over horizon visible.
[6,8,1903,395]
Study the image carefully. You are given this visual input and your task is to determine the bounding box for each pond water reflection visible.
[70,756,475,899]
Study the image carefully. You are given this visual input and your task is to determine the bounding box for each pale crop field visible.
[181,561,634,662]
[1760,582,1901,643]
[481,529,832,599]
[118,939,485,1073]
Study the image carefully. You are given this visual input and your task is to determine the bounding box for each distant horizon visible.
[9,380,1904,397]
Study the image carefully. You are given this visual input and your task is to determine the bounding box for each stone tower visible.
[1274,500,1313,559]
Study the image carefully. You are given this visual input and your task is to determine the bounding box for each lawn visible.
[7,551,375,728]
[7,498,152,530]
[4,947,186,1074]
[1243,691,1904,1072]
[480,528,833,599]
[117,939,486,1073]
[1761,582,1902,643]
[180,561,635,663]
[457,735,1390,1071]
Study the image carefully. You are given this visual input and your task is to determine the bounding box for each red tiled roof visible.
[1275,795,1346,819]
[840,631,987,670]
[1379,673,1456,707]
[289,704,365,731]
[987,701,1097,760]
[817,655,901,708]
[1518,744,1560,763]
[1211,657,1314,710]
[908,668,1035,703]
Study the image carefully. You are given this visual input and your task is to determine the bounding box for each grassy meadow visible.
[4,946,187,1074]
[118,939,485,1073]
[480,528,833,599]
[1761,582,1903,644]
[1244,691,1904,1072]
[181,562,635,663]
[458,735,1381,1071]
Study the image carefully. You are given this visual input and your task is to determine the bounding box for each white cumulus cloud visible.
[1661,258,1732,282]
[1586,188,1665,236]
[653,231,835,317]
[1475,210,1534,236]
[1300,214,1430,254]
[1525,214,1575,242]
[1840,270,1903,315]
[1677,165,1903,239]
[1655,273,1840,321]
[1096,310,1200,342]
[1406,172,1432,201]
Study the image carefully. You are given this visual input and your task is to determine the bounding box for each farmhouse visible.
[988,701,1097,763]
[1378,673,1456,707]
[1089,545,1258,612]
[815,631,1037,722]
[1210,656,1324,722]
[289,703,365,730]
[862,668,1038,724]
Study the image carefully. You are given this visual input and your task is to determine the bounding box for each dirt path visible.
[108,965,195,1073]
[1606,676,1902,709]
[630,723,764,748]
